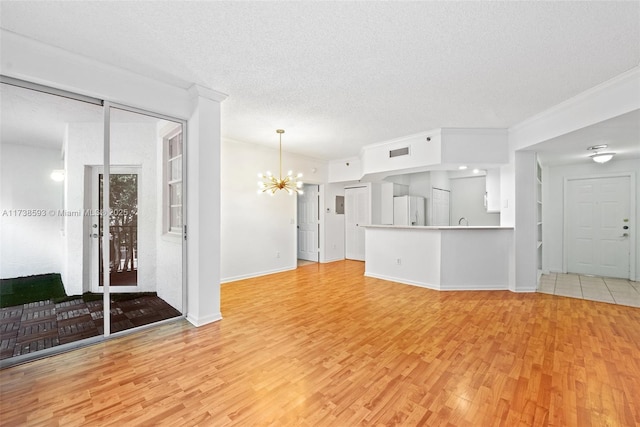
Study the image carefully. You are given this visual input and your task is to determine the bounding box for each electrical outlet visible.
[396,258,401,265]
[276,251,280,258]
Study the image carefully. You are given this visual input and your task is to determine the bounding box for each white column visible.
[186,84,227,326]
[514,150,538,292]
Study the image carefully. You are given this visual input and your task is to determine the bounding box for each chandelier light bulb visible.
[257,129,304,195]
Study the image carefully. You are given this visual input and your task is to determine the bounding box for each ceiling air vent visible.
[389,147,410,158]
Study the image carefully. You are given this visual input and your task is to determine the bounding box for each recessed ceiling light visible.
[472,168,480,174]
[458,165,468,170]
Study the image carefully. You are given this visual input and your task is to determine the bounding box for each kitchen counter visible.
[363,225,514,291]
[364,225,512,230]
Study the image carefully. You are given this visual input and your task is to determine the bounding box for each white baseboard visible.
[511,287,537,293]
[364,272,440,291]
[186,312,222,327]
[221,266,296,284]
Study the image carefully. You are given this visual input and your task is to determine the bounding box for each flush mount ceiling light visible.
[258,129,303,195]
[590,152,615,163]
[587,145,615,163]
[458,165,468,170]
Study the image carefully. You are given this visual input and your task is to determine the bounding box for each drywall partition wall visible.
[220,138,328,282]
[220,139,296,281]
[407,172,431,200]
[323,182,348,262]
[500,152,516,227]
[440,128,509,165]
[328,157,362,183]
[514,151,539,292]
[364,227,442,289]
[0,143,64,279]
[186,86,225,326]
[430,171,451,192]
[361,131,442,178]
[544,159,640,281]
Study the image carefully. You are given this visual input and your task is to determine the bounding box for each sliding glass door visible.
[100,105,184,336]
[0,79,185,365]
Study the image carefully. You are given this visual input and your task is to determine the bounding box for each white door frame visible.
[345,184,369,261]
[297,184,319,262]
[563,172,636,279]
[90,165,142,294]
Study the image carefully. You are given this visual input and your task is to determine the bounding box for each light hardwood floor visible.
[1,260,639,426]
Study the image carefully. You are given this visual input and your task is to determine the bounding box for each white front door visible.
[566,176,631,279]
[345,186,368,261]
[90,166,141,292]
[297,184,319,262]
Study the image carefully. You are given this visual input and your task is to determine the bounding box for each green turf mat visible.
[1,273,67,308]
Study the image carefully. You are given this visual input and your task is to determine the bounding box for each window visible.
[164,127,183,234]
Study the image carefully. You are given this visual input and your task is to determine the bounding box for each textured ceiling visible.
[1,1,639,161]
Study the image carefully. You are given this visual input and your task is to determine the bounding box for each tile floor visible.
[297,259,317,267]
[538,273,640,307]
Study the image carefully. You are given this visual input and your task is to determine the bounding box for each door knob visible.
[621,233,629,238]
[623,225,629,230]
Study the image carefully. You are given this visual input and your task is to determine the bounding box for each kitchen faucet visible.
[458,217,468,226]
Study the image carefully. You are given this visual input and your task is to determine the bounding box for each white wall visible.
[155,123,183,311]
[63,122,159,296]
[543,158,640,281]
[450,176,500,226]
[220,138,328,282]
[322,182,347,262]
[0,143,64,279]
[407,172,431,199]
[430,171,451,192]
[328,157,362,183]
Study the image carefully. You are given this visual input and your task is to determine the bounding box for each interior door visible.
[91,166,141,291]
[566,176,631,278]
[297,184,319,262]
[345,186,368,261]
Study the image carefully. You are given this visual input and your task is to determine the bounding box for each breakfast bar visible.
[363,225,514,291]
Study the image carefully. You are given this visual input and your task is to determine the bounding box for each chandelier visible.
[258,129,304,195]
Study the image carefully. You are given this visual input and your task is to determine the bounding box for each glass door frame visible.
[102,101,188,337]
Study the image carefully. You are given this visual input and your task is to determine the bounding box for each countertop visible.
[363,225,514,230]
